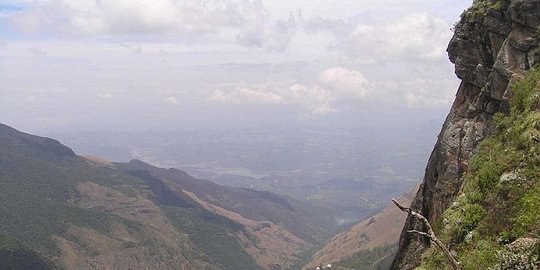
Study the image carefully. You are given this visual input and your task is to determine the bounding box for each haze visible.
[1,0,473,204]
[1,0,471,131]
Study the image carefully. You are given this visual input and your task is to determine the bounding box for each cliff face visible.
[391,1,540,269]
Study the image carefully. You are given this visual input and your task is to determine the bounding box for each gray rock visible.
[391,1,540,269]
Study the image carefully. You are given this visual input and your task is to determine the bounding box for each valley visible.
[0,123,339,269]
[5,0,532,269]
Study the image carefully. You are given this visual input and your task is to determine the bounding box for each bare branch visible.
[392,198,410,212]
[407,230,432,239]
[392,198,462,270]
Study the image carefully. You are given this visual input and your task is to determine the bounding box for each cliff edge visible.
[391,0,540,269]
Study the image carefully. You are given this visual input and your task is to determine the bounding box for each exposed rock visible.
[489,238,540,270]
[499,170,524,182]
[391,1,540,269]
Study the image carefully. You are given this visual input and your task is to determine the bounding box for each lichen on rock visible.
[391,1,540,269]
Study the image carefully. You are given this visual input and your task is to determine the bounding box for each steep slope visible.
[305,186,417,270]
[0,123,212,269]
[115,159,336,269]
[416,67,540,269]
[392,0,540,269]
[115,159,336,245]
[0,234,52,270]
[0,123,333,269]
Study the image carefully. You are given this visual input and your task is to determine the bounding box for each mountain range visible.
[0,123,337,270]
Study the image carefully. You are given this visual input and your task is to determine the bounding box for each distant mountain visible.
[0,123,336,270]
[115,159,336,244]
[305,186,417,270]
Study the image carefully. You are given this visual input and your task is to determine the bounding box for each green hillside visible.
[0,124,262,269]
[0,234,52,270]
[418,68,540,269]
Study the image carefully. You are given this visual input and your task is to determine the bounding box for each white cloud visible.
[27,45,46,56]
[208,66,373,114]
[209,87,284,104]
[304,13,451,64]
[207,64,457,112]
[6,0,298,51]
[208,81,334,114]
[98,92,114,99]
[165,96,180,105]
[400,78,457,108]
[318,67,372,100]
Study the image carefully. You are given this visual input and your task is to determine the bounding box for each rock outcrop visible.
[391,1,540,269]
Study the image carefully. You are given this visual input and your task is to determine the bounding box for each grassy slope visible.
[0,125,261,269]
[418,68,540,269]
[0,234,52,270]
[116,160,337,245]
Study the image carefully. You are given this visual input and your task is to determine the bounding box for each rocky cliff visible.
[391,0,540,269]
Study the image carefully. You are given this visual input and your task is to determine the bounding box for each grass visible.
[418,68,540,269]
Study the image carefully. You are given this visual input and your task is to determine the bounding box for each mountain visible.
[0,123,336,270]
[115,159,336,244]
[392,0,540,269]
[305,185,417,270]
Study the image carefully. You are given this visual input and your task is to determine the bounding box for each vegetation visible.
[418,68,540,269]
[0,234,52,270]
[0,125,262,269]
[0,132,135,258]
[461,0,503,22]
[336,244,397,270]
[164,206,261,270]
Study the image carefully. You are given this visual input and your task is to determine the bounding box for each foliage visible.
[418,68,540,269]
[417,247,452,270]
[0,126,226,269]
[0,234,53,270]
[164,206,261,270]
[489,239,539,270]
[337,244,397,270]
[460,0,504,22]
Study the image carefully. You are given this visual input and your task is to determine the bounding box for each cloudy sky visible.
[0,0,472,133]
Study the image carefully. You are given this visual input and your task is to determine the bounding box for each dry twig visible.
[392,198,462,270]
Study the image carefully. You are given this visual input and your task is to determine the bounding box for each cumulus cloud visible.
[304,13,451,64]
[5,0,298,51]
[208,66,375,114]
[207,64,457,112]
[5,0,452,57]
[318,67,372,100]
[98,92,114,99]
[236,11,297,52]
[209,86,284,104]
[165,96,180,105]
[208,81,335,114]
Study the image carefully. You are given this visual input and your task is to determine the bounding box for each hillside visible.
[115,159,336,244]
[417,67,540,269]
[0,123,335,270]
[305,186,417,270]
[392,0,540,269]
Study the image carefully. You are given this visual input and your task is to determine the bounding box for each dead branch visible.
[407,229,432,238]
[392,199,462,270]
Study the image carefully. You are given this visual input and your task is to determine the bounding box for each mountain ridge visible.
[0,123,335,270]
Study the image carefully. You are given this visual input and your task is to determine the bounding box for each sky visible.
[0,0,473,133]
